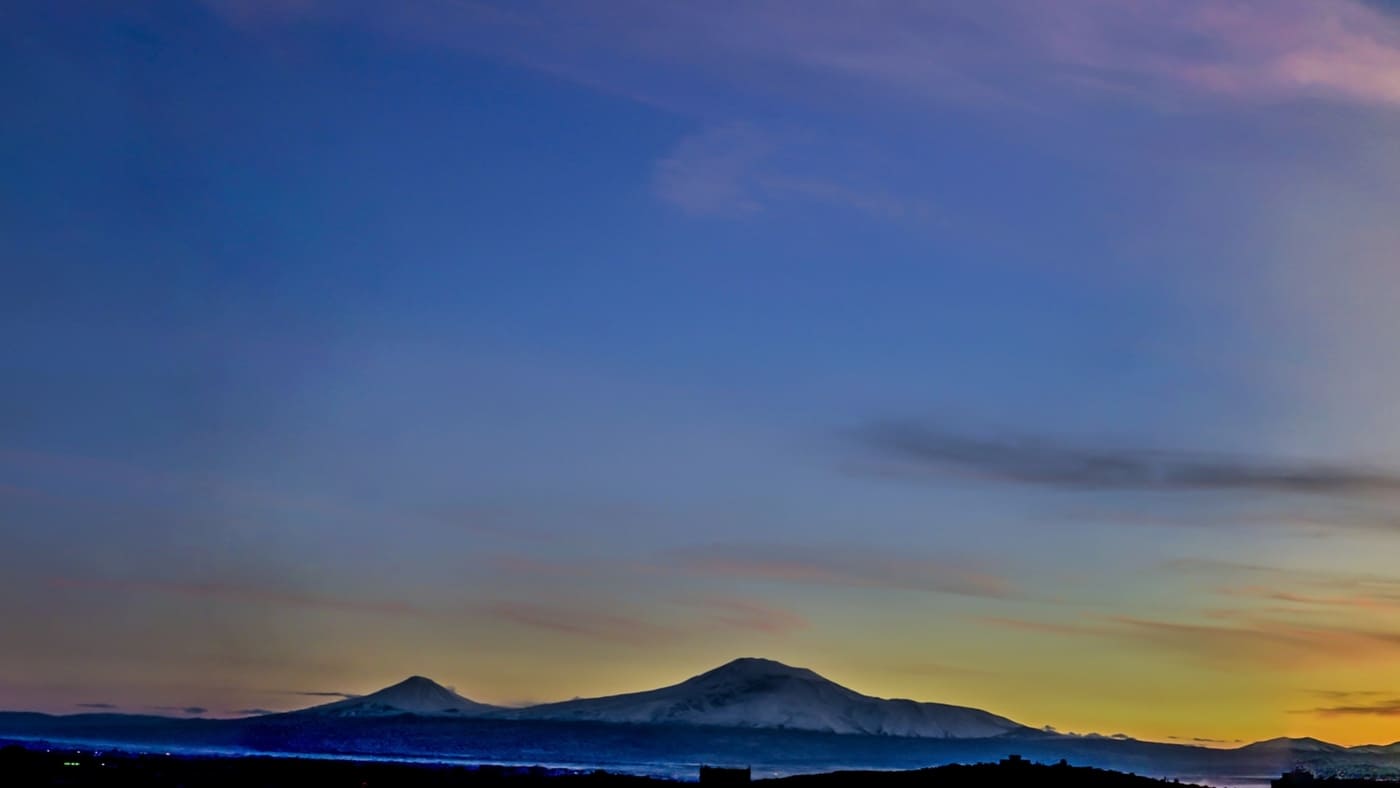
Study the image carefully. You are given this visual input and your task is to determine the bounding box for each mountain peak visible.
[293,675,498,718]
[391,675,444,689]
[701,657,823,681]
[506,656,1024,738]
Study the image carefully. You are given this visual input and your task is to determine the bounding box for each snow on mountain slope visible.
[295,676,498,718]
[499,657,1026,737]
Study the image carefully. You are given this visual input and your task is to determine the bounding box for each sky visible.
[6,0,1400,746]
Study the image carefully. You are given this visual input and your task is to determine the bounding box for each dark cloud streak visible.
[1305,698,1400,717]
[859,422,1400,497]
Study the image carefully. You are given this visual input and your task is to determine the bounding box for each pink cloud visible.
[1030,0,1400,107]
[204,0,1400,109]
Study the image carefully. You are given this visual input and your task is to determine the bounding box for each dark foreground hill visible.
[0,743,1216,788]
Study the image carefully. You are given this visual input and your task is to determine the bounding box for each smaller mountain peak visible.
[704,657,822,680]
[396,675,440,687]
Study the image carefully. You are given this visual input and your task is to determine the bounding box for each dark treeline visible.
[0,744,1232,788]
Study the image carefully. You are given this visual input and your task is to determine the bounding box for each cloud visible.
[1170,558,1400,602]
[666,542,1016,599]
[857,422,1400,498]
[76,702,117,710]
[652,125,938,223]
[281,690,360,700]
[679,597,809,636]
[482,600,675,646]
[46,576,426,618]
[980,612,1400,670]
[205,0,1400,110]
[1308,689,1388,700]
[233,708,278,716]
[1218,585,1400,612]
[476,594,810,643]
[1304,698,1400,717]
[654,124,769,217]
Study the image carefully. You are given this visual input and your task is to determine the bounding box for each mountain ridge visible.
[279,657,1023,737]
[492,656,1025,737]
[273,660,1392,752]
[22,657,1389,753]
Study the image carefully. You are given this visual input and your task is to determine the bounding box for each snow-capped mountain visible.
[295,675,498,718]
[500,657,1026,737]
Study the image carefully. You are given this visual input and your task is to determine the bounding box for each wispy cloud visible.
[679,597,809,636]
[233,708,278,716]
[666,542,1015,599]
[654,124,768,217]
[653,124,941,222]
[857,422,1400,498]
[1308,689,1389,701]
[76,702,117,710]
[981,612,1400,669]
[1219,585,1400,612]
[47,576,426,618]
[1290,689,1400,718]
[206,0,1400,110]
[1170,558,1400,600]
[481,601,675,646]
[475,593,810,643]
[1303,698,1400,717]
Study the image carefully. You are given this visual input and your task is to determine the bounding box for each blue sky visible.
[8,0,1400,744]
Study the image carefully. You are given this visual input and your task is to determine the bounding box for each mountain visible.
[1349,742,1400,755]
[292,675,498,718]
[500,657,1026,737]
[1235,737,1347,755]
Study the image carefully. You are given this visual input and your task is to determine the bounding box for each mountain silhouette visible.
[498,657,1026,737]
